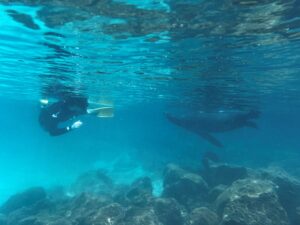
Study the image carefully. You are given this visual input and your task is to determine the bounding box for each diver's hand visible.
[71,120,83,129]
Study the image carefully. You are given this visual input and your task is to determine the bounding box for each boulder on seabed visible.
[257,167,300,225]
[92,203,125,224]
[0,214,7,225]
[0,187,47,215]
[123,206,163,225]
[153,198,185,225]
[125,177,153,207]
[46,186,67,201]
[17,216,42,225]
[208,185,227,203]
[187,207,219,225]
[70,169,114,196]
[163,164,208,210]
[67,192,112,219]
[216,178,290,225]
[295,207,300,224]
[114,177,154,207]
[46,218,72,225]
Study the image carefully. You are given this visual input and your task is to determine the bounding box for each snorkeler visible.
[39,95,113,136]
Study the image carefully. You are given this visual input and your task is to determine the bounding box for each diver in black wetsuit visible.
[39,96,88,136]
[39,94,114,136]
[37,23,114,136]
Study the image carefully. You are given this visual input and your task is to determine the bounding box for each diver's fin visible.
[87,107,114,118]
[88,99,114,107]
[97,99,113,106]
[244,121,258,129]
[198,132,224,148]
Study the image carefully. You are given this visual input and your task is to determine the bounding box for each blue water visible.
[0,0,300,207]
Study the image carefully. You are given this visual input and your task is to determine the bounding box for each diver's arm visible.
[71,120,83,129]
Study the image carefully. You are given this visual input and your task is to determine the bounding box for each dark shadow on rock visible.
[202,162,248,187]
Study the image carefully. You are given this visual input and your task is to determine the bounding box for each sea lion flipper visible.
[198,132,224,148]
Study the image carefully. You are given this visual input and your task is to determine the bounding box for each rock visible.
[0,187,46,214]
[163,164,187,185]
[216,179,289,225]
[40,192,112,225]
[258,167,300,225]
[68,192,112,218]
[93,203,125,224]
[0,214,7,225]
[126,177,153,207]
[203,163,248,187]
[208,185,227,203]
[114,177,153,207]
[295,207,300,224]
[187,207,219,225]
[153,198,185,225]
[47,219,72,225]
[163,164,208,210]
[47,186,67,201]
[124,207,162,225]
[18,216,38,225]
[202,151,221,170]
[6,207,51,225]
[32,221,43,225]
[112,185,130,205]
[71,170,114,196]
[6,208,32,225]
[75,192,111,207]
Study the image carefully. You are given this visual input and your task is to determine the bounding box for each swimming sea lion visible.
[165,110,260,147]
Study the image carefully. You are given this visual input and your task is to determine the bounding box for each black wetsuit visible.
[39,96,88,136]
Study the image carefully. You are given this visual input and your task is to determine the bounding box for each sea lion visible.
[165,110,260,147]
